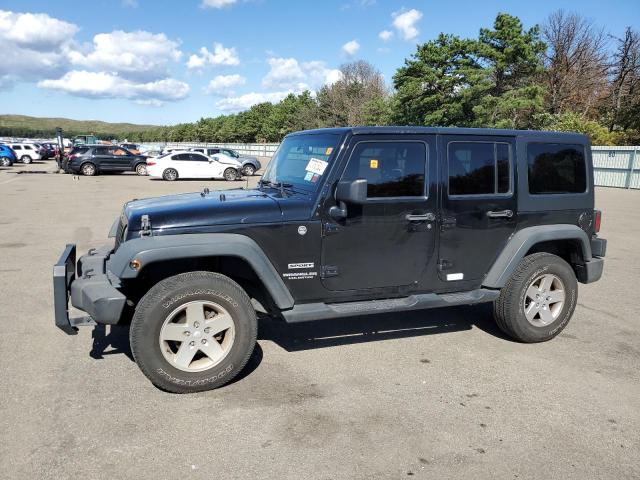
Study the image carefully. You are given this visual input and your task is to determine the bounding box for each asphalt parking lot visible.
[1,160,639,479]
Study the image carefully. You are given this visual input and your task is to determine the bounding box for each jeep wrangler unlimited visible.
[54,127,606,393]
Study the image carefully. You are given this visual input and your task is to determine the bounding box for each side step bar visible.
[281,289,499,323]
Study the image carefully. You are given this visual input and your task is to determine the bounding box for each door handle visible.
[486,209,514,218]
[406,213,436,222]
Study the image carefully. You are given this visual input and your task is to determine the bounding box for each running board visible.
[281,289,499,323]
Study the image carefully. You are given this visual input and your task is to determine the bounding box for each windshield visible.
[261,133,341,192]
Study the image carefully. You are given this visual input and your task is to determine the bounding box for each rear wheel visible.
[243,164,255,176]
[163,168,178,181]
[81,162,97,176]
[493,252,577,343]
[135,163,147,176]
[224,168,238,181]
[0,156,11,167]
[20,155,32,164]
[130,271,257,393]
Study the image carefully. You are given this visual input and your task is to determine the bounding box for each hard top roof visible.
[288,126,589,141]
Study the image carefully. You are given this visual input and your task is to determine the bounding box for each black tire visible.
[493,252,578,343]
[130,271,257,393]
[163,168,178,181]
[135,163,147,176]
[81,162,97,176]
[0,156,11,167]
[223,168,237,181]
[243,164,255,176]
[20,155,32,164]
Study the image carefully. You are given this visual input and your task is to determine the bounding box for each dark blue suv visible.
[0,145,17,166]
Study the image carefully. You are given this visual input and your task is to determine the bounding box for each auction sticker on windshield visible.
[305,158,328,176]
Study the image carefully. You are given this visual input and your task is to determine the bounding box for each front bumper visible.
[53,243,127,334]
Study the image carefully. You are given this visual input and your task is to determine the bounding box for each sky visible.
[0,0,638,126]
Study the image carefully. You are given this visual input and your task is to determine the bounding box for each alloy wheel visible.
[523,273,566,327]
[159,300,236,372]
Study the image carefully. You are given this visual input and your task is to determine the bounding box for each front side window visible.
[448,142,511,196]
[528,143,586,194]
[12,145,21,150]
[190,154,208,162]
[342,141,426,198]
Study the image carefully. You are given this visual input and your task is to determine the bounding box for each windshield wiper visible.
[258,179,296,196]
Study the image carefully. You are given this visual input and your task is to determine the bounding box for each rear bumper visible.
[53,243,126,335]
[575,257,604,284]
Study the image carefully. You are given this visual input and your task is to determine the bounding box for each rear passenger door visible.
[438,135,517,284]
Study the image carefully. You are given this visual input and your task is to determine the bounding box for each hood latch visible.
[140,214,152,237]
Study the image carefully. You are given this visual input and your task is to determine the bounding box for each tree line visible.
[5,11,639,145]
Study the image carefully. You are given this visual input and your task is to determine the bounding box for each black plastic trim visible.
[108,233,294,309]
[483,224,592,288]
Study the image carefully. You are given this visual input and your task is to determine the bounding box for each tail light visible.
[594,210,602,233]
[146,160,156,166]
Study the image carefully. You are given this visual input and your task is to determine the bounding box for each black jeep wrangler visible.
[54,127,606,393]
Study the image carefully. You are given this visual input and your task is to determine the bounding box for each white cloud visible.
[135,99,163,107]
[392,9,423,41]
[0,10,78,50]
[0,10,77,84]
[342,39,360,56]
[262,57,341,91]
[69,31,182,81]
[204,74,246,95]
[186,43,240,69]
[216,91,293,112]
[201,0,238,8]
[378,30,393,42]
[38,70,189,101]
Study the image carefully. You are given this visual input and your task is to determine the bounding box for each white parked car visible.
[146,151,241,181]
[10,143,42,163]
[188,148,243,169]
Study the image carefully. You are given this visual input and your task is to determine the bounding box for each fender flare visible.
[482,224,592,289]
[107,233,294,309]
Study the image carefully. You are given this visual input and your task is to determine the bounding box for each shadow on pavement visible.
[258,302,511,352]
[86,303,510,381]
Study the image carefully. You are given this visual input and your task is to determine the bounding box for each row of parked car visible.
[61,144,262,181]
[0,142,60,166]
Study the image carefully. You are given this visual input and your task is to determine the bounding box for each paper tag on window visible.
[305,157,328,176]
[370,159,379,169]
[325,147,334,155]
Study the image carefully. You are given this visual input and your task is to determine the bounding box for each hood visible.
[123,188,283,233]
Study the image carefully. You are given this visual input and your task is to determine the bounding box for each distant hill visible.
[0,114,162,140]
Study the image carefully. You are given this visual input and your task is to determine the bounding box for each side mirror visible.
[335,179,367,205]
[329,179,367,220]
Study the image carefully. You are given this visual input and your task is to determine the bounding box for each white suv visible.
[10,143,42,164]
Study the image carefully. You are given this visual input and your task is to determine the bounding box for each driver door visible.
[320,136,437,291]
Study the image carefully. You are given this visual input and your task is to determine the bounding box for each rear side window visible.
[527,143,586,194]
[343,141,427,198]
[448,142,511,196]
[173,153,190,160]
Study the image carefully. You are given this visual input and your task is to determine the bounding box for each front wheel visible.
[493,252,577,343]
[21,155,32,164]
[135,163,147,176]
[223,168,238,181]
[130,272,257,393]
[242,164,255,176]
